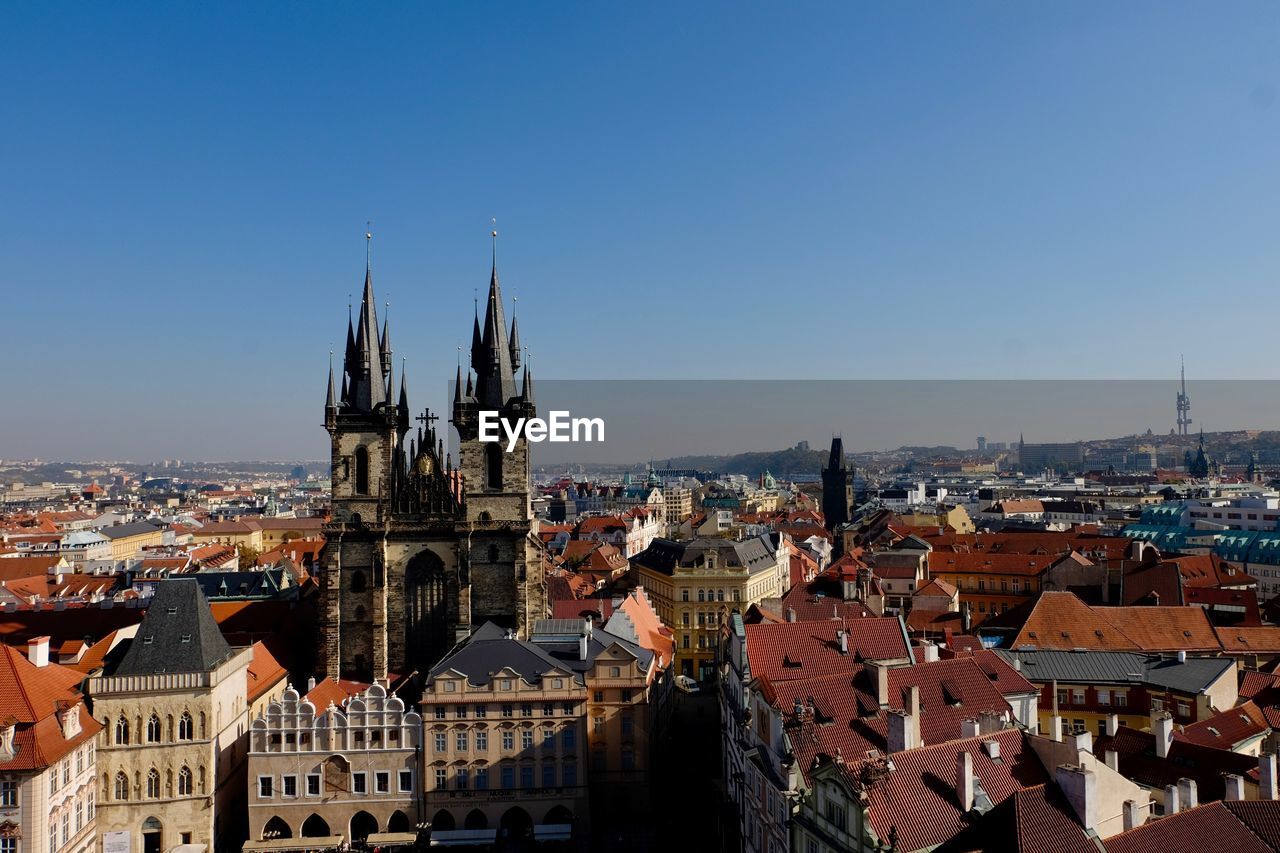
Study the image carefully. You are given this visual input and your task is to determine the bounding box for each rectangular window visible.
[1073,690,1085,705]
[456,705,468,719]
[501,766,515,789]
[258,776,273,798]
[0,781,14,807]
[544,703,554,716]
[282,775,297,798]
[456,732,469,751]
[375,772,389,793]
[521,704,533,717]
[542,764,556,788]
[562,702,574,715]
[399,770,413,792]
[435,769,447,790]
[434,707,446,720]
[1097,689,1110,705]
[621,689,633,702]
[1114,692,1128,708]
[502,704,514,718]
[563,727,576,749]
[475,704,487,718]
[435,733,447,752]
[563,763,577,786]
[502,731,514,750]
[352,772,367,795]
[307,774,321,796]
[455,768,468,790]
[475,767,489,790]
[520,766,534,789]
[522,731,534,750]
[476,731,488,750]
[543,729,555,750]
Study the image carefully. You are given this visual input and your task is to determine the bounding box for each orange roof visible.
[0,556,64,582]
[1215,626,1280,654]
[1011,592,1138,651]
[619,588,675,672]
[0,643,102,770]
[928,551,1066,577]
[303,676,369,714]
[247,640,289,703]
[1102,606,1220,652]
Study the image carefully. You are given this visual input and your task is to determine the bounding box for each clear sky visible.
[3,3,1278,460]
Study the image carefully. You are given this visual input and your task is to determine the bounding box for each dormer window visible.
[0,718,16,760]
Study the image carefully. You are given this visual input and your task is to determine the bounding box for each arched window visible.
[350,571,367,594]
[114,772,130,801]
[146,768,160,799]
[115,716,130,745]
[485,443,502,490]
[147,714,162,743]
[178,712,193,741]
[354,446,370,495]
[177,766,193,796]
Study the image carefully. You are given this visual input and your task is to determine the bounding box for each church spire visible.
[509,298,522,371]
[398,358,410,431]
[325,350,337,417]
[521,356,535,410]
[348,233,387,412]
[380,301,393,376]
[472,229,518,408]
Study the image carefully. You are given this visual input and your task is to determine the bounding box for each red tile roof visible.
[744,618,911,683]
[1008,592,1220,652]
[1215,627,1280,654]
[852,729,1047,852]
[247,640,289,704]
[1175,700,1270,749]
[928,552,1065,577]
[1103,801,1272,853]
[0,644,102,770]
[303,677,369,714]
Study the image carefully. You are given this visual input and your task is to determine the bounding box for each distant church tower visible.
[1176,355,1192,436]
[319,235,545,684]
[821,436,855,532]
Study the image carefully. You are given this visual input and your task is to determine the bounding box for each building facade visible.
[247,681,421,843]
[632,535,789,680]
[89,579,251,853]
[0,639,101,853]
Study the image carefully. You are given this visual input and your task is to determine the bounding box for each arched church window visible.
[114,772,129,801]
[178,712,193,741]
[146,768,160,799]
[147,714,162,743]
[350,571,367,593]
[485,443,502,490]
[354,446,370,495]
[115,716,130,745]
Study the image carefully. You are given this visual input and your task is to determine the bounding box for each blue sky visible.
[2,3,1278,460]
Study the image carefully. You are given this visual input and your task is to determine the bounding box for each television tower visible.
[1176,355,1192,436]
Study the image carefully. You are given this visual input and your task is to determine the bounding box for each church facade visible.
[319,248,546,683]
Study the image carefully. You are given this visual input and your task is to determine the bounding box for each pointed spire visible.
[522,355,535,409]
[385,353,395,403]
[344,301,357,383]
[454,361,464,405]
[473,229,518,407]
[349,233,386,412]
[510,298,522,371]
[325,351,337,413]
[398,357,409,414]
[380,301,393,375]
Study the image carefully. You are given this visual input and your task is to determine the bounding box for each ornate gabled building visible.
[320,242,546,684]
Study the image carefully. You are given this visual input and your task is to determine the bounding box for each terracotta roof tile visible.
[1103,801,1271,853]
[744,618,911,683]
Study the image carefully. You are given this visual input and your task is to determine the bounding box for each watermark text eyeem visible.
[478,410,605,452]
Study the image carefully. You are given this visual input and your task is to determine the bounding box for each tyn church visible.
[319,247,545,683]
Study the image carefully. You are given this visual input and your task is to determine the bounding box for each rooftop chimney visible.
[1105,713,1119,737]
[27,636,50,668]
[1177,650,1187,663]
[1225,774,1246,801]
[922,642,939,663]
[1122,799,1143,832]
[1177,778,1198,811]
[1073,729,1094,755]
[961,718,980,739]
[1056,764,1098,831]
[786,606,796,623]
[908,684,921,747]
[957,751,975,812]
[1153,712,1174,759]
[1105,750,1120,772]
[1261,753,1278,800]
[580,618,592,661]
[868,660,891,707]
[1164,783,1179,815]
[307,675,316,692]
[983,739,1000,760]
[837,629,848,655]
[887,709,914,753]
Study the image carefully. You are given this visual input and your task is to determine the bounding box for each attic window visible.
[1027,632,1037,639]
[782,655,802,669]
[1095,630,1104,638]
[180,634,192,643]
[1183,631,1192,638]
[143,635,154,644]
[167,607,178,615]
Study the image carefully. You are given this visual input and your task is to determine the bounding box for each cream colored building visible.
[632,535,788,680]
[0,638,101,853]
[422,622,594,846]
[102,521,165,561]
[89,578,251,853]
[248,681,420,843]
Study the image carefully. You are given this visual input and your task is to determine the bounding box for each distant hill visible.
[654,446,828,480]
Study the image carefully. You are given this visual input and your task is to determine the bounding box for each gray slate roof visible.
[430,621,652,686]
[111,578,234,675]
[101,520,162,540]
[633,534,780,576]
[994,649,1233,694]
